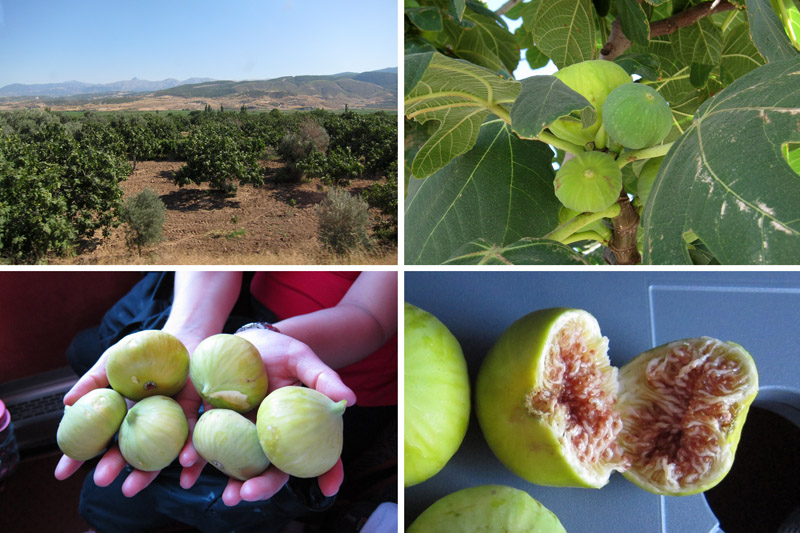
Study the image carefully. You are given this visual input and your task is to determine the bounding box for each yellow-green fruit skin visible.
[476,308,614,488]
[407,485,566,533]
[618,338,758,496]
[404,303,470,488]
[554,151,622,213]
[118,395,188,471]
[105,330,190,401]
[549,60,633,147]
[256,386,345,478]
[57,388,127,461]
[192,408,270,481]
[602,83,672,150]
[190,334,268,413]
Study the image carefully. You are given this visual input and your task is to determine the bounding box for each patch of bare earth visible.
[50,160,397,266]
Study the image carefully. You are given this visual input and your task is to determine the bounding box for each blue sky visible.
[0,0,398,87]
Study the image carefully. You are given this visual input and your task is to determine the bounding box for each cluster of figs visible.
[57,330,346,480]
[548,60,674,216]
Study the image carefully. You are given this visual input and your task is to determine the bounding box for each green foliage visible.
[321,146,364,186]
[363,176,398,244]
[315,187,373,254]
[120,188,166,255]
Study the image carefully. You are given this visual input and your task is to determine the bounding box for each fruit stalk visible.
[545,203,620,244]
[607,191,641,265]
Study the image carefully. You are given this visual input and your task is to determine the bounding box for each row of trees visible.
[0,107,397,263]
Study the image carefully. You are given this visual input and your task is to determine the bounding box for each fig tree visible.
[57,388,127,461]
[118,395,189,471]
[554,151,622,213]
[105,330,189,401]
[192,408,270,480]
[548,60,632,147]
[602,83,673,150]
[404,303,470,488]
[407,485,566,533]
[190,334,268,413]
[256,386,345,478]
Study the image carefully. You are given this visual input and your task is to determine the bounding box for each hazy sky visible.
[0,0,398,87]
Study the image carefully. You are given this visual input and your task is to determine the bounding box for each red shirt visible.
[250,272,397,407]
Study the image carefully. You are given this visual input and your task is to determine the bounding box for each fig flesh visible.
[190,334,268,413]
[407,485,566,533]
[256,386,345,478]
[57,388,127,461]
[404,303,470,488]
[105,330,190,401]
[617,337,758,496]
[192,408,270,480]
[118,395,188,471]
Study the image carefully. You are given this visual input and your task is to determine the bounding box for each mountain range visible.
[0,77,214,97]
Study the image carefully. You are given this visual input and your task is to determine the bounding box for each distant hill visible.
[0,77,214,97]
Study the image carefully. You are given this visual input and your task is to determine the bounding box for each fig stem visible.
[538,130,587,156]
[545,203,621,244]
[778,0,799,48]
[561,230,610,246]
[617,142,675,169]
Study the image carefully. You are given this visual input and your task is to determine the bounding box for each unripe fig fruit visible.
[407,485,566,533]
[636,156,664,207]
[190,334,268,413]
[602,83,672,150]
[118,395,188,471]
[105,330,189,401]
[557,206,612,241]
[404,303,470,488]
[56,388,127,461]
[549,60,633,147]
[554,151,622,213]
[256,386,345,478]
[476,308,626,488]
[192,408,270,480]
[617,337,758,496]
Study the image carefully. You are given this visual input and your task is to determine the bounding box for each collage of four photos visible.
[1,0,799,532]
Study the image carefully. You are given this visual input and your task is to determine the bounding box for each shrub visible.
[322,146,364,186]
[120,188,166,255]
[315,187,372,255]
[363,176,398,245]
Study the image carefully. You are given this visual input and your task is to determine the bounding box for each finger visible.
[317,458,344,497]
[93,446,128,487]
[179,458,206,489]
[54,454,84,480]
[222,479,244,507]
[289,342,357,406]
[239,467,290,502]
[64,355,110,405]
[121,469,160,497]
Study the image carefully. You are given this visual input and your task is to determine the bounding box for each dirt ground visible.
[50,160,397,266]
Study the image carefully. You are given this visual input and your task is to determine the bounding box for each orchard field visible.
[0,107,397,265]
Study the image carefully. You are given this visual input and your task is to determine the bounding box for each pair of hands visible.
[54,327,357,506]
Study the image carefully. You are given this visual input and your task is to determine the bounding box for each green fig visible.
[554,151,622,213]
[404,302,470,488]
[57,388,127,461]
[256,386,345,478]
[407,485,566,533]
[105,330,189,401]
[118,395,188,471]
[189,334,268,413]
[617,337,758,496]
[602,83,672,150]
[192,408,270,480]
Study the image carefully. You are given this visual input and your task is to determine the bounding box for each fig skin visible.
[190,334,269,413]
[192,408,270,481]
[256,386,345,478]
[404,302,470,488]
[617,337,759,496]
[554,151,623,213]
[57,388,127,461]
[407,485,566,533]
[602,83,672,150]
[118,395,189,472]
[475,308,620,488]
[105,330,190,401]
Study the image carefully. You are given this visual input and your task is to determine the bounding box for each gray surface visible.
[405,272,800,532]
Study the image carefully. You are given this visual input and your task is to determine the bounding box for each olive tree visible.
[405,0,800,265]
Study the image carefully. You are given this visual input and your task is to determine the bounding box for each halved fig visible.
[617,337,758,496]
[475,308,626,488]
[407,485,566,533]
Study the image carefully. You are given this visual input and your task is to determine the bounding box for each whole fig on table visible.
[118,395,188,471]
[602,83,673,150]
[554,151,622,213]
[404,303,470,488]
[190,334,268,413]
[105,330,189,401]
[256,386,345,478]
[192,408,270,481]
[57,388,127,461]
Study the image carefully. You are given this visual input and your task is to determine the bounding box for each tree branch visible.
[496,0,523,16]
[600,0,739,60]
